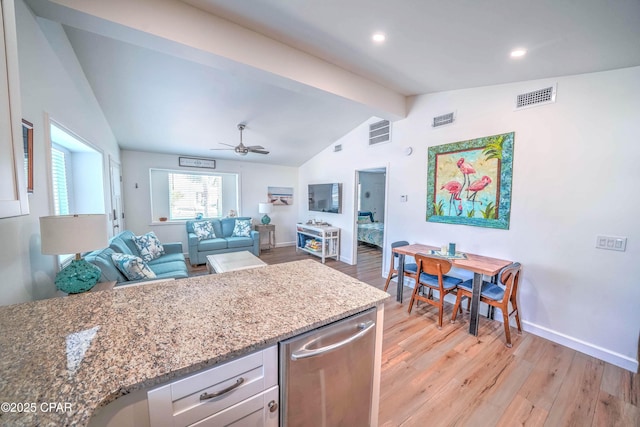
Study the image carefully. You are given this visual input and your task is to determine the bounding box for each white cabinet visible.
[295,224,340,263]
[147,346,278,427]
[0,0,29,218]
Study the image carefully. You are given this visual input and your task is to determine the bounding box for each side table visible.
[255,224,276,252]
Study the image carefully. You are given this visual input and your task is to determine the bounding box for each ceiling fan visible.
[211,123,269,156]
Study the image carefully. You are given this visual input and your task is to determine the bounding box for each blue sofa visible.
[85,230,188,285]
[186,217,259,266]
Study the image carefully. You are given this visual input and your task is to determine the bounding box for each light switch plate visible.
[596,235,627,251]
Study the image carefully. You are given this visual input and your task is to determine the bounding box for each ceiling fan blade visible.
[219,142,236,147]
[249,149,269,154]
[210,147,234,151]
[245,145,264,150]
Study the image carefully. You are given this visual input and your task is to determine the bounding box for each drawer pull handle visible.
[268,400,278,413]
[199,377,244,401]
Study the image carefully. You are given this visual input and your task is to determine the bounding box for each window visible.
[150,169,239,222]
[51,145,70,215]
[49,121,105,215]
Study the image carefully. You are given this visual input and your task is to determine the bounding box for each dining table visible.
[392,243,512,336]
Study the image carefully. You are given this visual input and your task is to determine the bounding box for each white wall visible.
[300,67,640,371]
[121,150,298,254]
[0,0,120,306]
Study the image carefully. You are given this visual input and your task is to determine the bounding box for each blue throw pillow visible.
[111,253,156,281]
[192,220,216,241]
[232,219,252,237]
[132,231,165,262]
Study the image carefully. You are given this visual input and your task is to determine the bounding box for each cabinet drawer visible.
[148,346,277,427]
[189,385,278,427]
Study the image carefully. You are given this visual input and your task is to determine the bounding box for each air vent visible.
[515,84,557,110]
[432,112,455,128]
[369,120,390,145]
[333,144,342,152]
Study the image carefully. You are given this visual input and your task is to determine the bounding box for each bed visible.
[357,211,384,248]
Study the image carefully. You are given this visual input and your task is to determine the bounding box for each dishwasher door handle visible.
[291,320,375,360]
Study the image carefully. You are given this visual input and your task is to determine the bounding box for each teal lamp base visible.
[261,214,271,225]
[55,259,102,294]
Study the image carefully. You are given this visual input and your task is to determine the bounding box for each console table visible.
[295,223,340,263]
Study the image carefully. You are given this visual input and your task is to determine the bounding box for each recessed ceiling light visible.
[372,32,386,43]
[510,48,527,58]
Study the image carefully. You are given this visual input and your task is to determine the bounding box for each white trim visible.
[522,320,638,373]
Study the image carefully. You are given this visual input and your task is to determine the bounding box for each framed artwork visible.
[178,156,216,169]
[22,119,33,193]
[268,186,293,205]
[426,132,514,229]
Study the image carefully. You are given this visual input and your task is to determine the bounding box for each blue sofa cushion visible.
[111,253,157,281]
[198,238,229,251]
[109,236,135,256]
[85,247,127,283]
[149,260,188,277]
[132,231,165,262]
[147,253,186,265]
[227,236,254,248]
[220,218,238,237]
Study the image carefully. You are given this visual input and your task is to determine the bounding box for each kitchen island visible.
[0,260,389,426]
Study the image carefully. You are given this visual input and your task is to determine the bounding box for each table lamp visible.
[40,214,109,294]
[258,203,273,225]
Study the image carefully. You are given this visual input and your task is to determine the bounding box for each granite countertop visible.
[0,259,389,426]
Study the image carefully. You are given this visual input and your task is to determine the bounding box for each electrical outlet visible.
[400,195,408,202]
[596,235,627,251]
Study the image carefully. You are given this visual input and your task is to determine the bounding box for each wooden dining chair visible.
[383,240,417,293]
[407,253,462,328]
[451,262,522,347]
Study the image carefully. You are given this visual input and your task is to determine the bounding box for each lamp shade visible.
[40,214,109,255]
[258,203,273,214]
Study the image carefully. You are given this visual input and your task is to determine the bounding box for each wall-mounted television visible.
[308,183,342,213]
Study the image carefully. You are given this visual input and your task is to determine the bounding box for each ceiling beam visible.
[26,0,407,120]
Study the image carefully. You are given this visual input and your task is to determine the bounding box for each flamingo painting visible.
[427,132,514,229]
[440,180,462,215]
[457,158,476,197]
[467,175,492,204]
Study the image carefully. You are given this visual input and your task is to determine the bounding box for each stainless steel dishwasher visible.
[279,307,377,426]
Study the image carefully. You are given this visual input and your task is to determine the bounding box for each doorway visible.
[109,157,125,236]
[353,167,387,272]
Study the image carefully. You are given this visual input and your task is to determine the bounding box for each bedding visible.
[357,221,384,247]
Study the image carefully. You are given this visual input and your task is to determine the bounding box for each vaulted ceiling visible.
[25,0,640,166]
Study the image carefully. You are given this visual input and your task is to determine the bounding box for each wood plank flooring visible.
[188,245,639,426]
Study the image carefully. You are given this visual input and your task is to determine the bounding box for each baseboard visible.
[522,320,639,373]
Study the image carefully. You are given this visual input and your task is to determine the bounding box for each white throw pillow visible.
[111,253,156,281]
[132,231,165,262]
[232,219,252,237]
[192,220,216,241]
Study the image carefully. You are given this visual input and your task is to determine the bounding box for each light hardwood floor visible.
[189,245,639,426]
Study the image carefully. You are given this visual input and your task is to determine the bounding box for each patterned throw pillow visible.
[231,219,252,237]
[357,215,372,224]
[132,231,165,262]
[192,220,216,241]
[111,253,156,281]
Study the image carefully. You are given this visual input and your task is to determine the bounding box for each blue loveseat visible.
[186,217,259,266]
[85,230,188,285]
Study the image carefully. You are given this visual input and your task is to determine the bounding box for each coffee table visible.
[206,251,267,273]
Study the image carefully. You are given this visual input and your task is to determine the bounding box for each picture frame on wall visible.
[22,119,33,193]
[268,186,293,205]
[426,132,514,229]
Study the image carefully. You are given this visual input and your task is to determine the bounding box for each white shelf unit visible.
[295,224,340,263]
